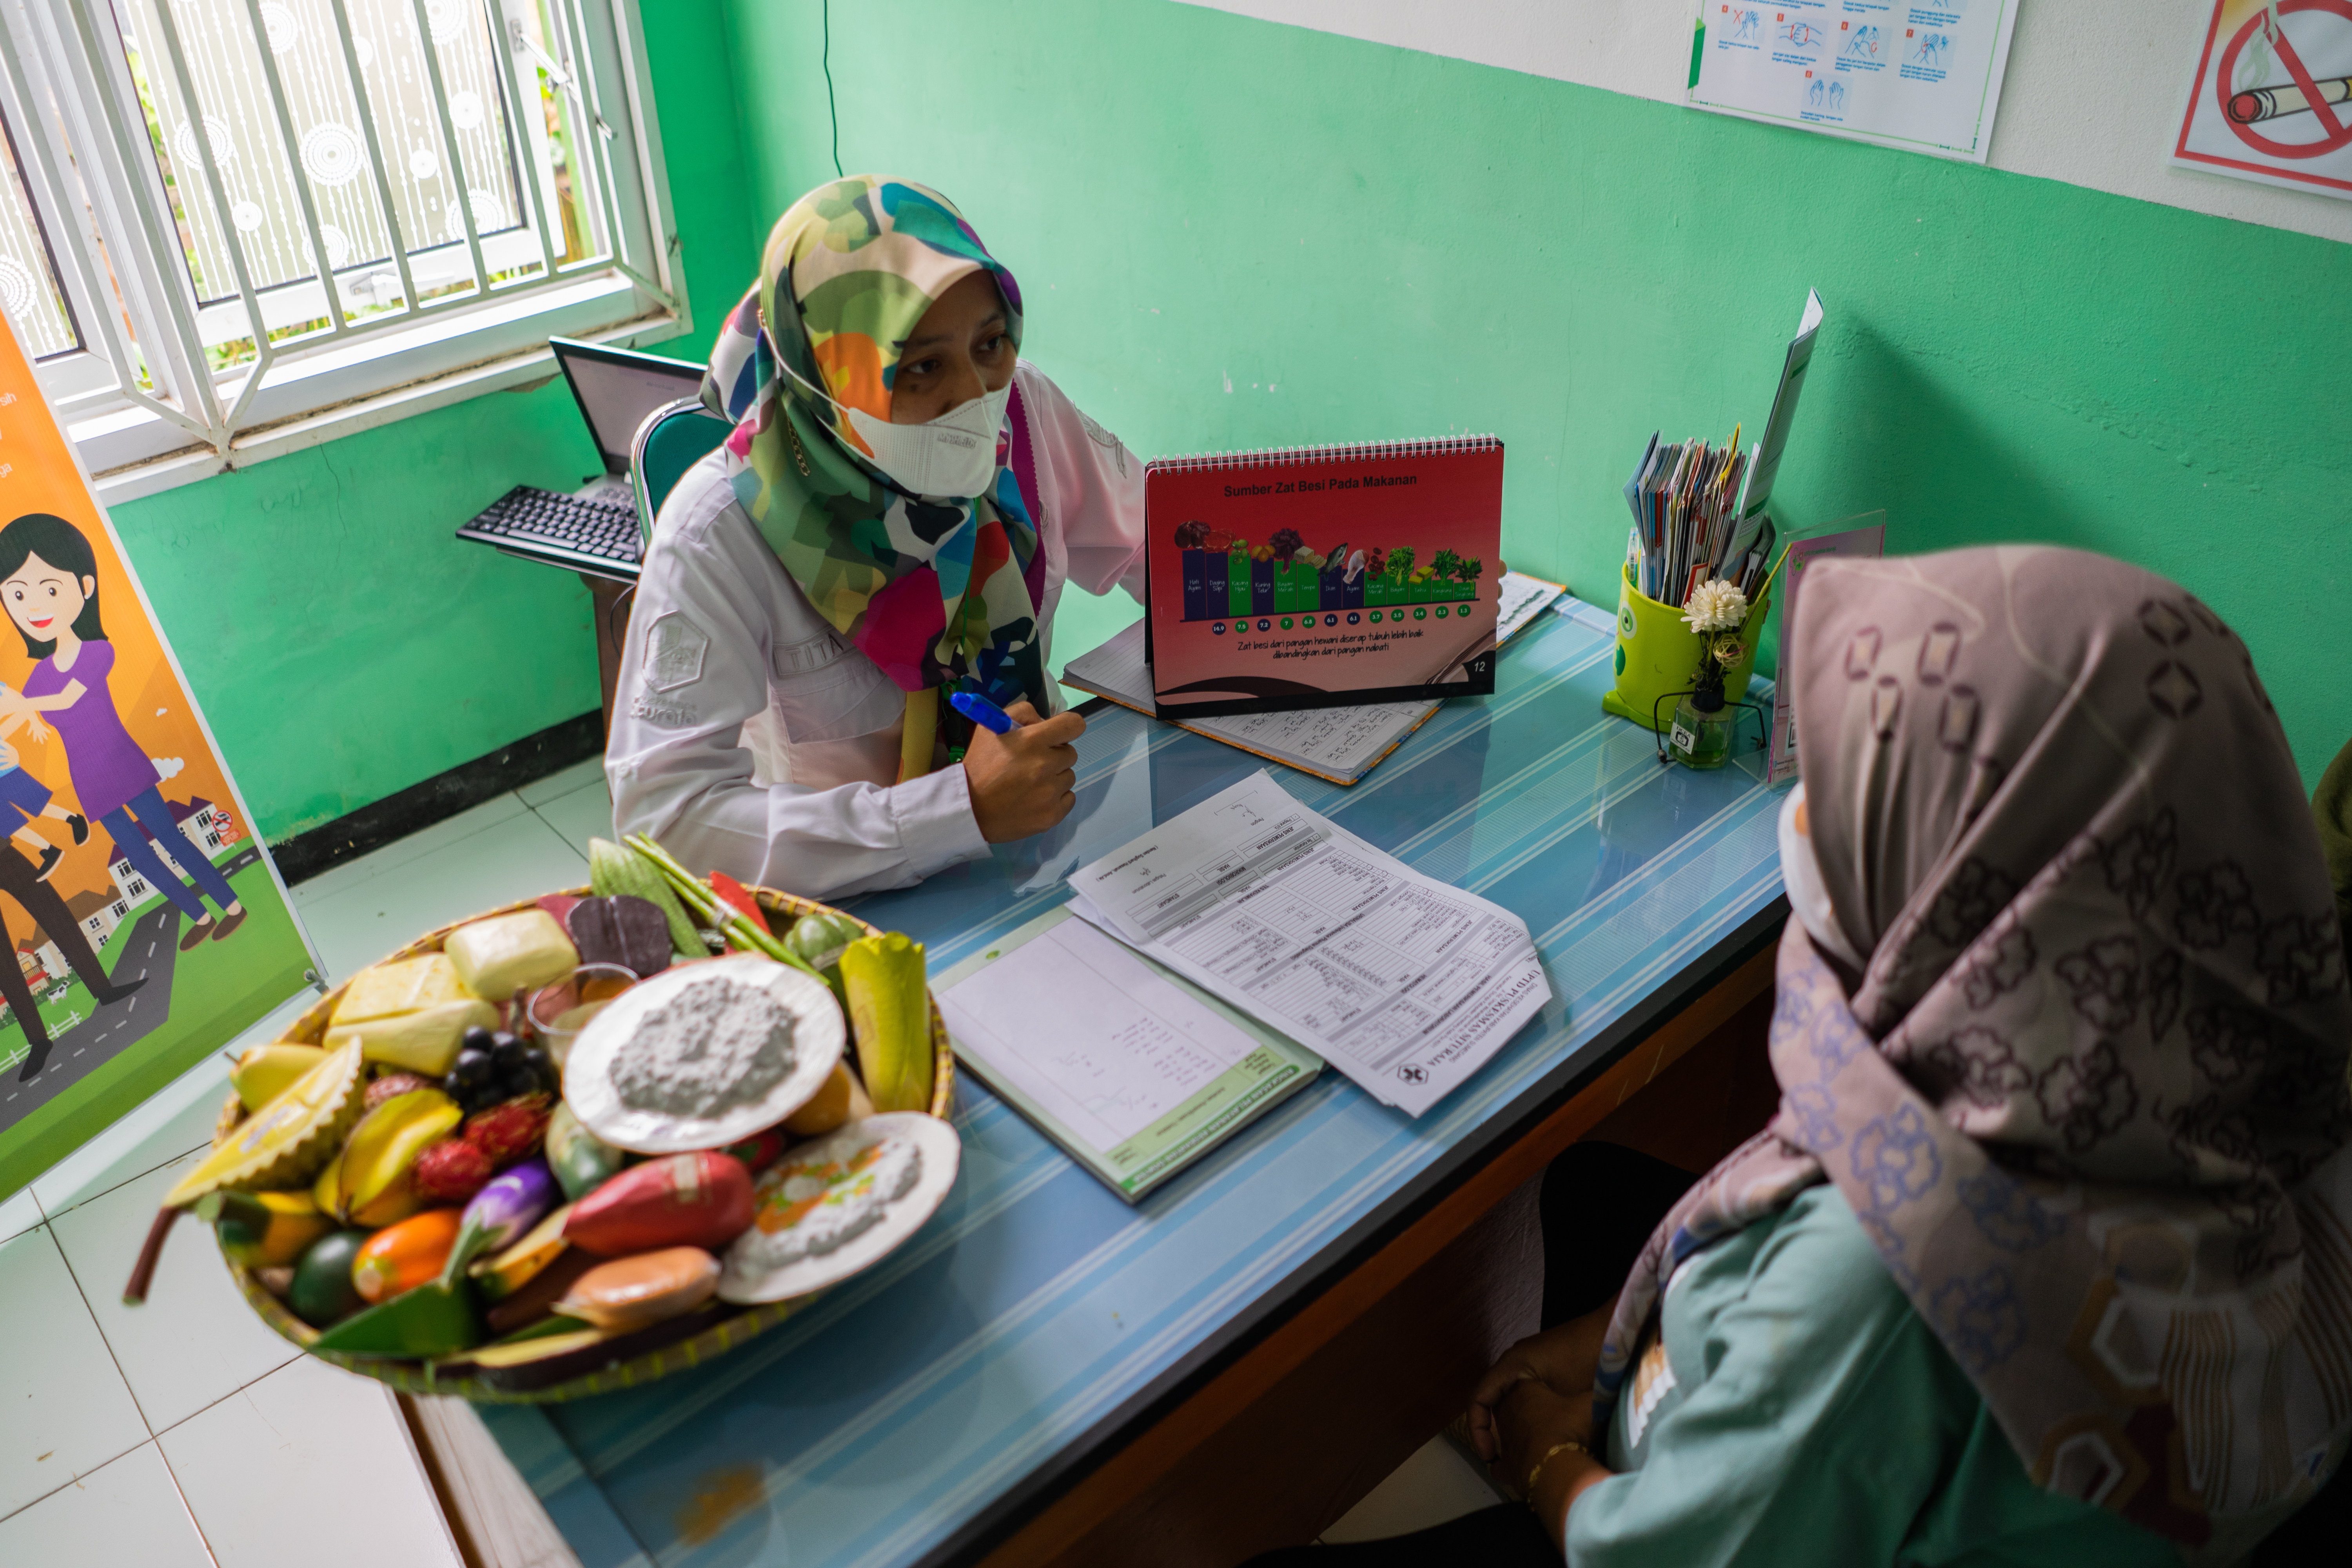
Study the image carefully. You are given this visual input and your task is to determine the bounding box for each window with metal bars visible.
[0,0,681,499]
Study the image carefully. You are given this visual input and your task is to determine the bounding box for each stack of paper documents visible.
[1062,571,1564,786]
[1065,771,1553,1117]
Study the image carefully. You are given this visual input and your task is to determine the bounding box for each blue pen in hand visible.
[949,689,1018,735]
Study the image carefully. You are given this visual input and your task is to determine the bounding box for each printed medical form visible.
[1068,771,1553,1116]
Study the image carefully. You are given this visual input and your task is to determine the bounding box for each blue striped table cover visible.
[477,598,1791,1568]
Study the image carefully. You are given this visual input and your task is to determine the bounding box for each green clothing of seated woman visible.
[1266,547,2352,1566]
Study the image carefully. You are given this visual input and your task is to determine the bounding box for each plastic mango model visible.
[782,1061,874,1136]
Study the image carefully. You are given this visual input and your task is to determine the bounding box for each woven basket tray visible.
[209,882,955,1403]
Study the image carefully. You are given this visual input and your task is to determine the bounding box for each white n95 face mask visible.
[841,385,1011,499]
[778,355,1010,499]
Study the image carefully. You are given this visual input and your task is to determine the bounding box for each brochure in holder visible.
[1144,438,1505,719]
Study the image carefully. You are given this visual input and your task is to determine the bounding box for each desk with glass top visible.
[472,600,1791,1568]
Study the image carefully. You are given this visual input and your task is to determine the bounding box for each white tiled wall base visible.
[0,766,609,1564]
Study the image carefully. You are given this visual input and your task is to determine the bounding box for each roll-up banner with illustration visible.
[0,315,317,1201]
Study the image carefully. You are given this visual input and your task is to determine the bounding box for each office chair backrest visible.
[629,398,732,544]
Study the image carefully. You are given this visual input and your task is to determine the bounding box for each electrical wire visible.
[822,0,843,177]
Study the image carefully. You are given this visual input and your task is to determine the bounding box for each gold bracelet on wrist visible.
[1526,1438,1590,1501]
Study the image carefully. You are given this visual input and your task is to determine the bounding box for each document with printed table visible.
[1065,771,1554,1117]
[1062,572,1564,786]
[935,905,1322,1202]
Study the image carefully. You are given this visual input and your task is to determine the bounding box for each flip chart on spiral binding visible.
[1145,437,1505,720]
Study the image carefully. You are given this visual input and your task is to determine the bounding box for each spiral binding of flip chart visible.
[1147,435,1502,473]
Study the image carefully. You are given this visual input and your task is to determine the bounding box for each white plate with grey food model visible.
[562,954,843,1154]
[718,1112,963,1304]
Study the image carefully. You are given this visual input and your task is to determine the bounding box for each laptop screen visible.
[550,337,707,475]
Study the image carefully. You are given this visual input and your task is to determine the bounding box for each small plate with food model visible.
[719,1112,962,1304]
[564,954,843,1154]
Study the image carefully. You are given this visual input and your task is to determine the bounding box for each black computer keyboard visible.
[455,486,642,577]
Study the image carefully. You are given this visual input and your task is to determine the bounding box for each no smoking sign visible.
[2174,0,2352,197]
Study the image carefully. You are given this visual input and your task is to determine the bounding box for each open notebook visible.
[1063,571,1564,785]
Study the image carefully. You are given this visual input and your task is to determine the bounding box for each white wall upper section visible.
[1178,0,2352,247]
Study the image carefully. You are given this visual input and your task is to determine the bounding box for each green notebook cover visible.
[934,905,1323,1203]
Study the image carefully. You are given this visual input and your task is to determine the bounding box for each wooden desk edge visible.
[974,937,1780,1567]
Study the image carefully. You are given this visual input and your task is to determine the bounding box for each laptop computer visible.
[453,337,707,582]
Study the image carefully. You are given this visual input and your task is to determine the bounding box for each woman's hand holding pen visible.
[964,700,1084,842]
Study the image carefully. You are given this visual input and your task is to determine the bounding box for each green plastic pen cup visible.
[1601,563,1770,733]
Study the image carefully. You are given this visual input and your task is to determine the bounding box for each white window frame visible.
[0,0,686,503]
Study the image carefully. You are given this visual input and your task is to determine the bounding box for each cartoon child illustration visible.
[0,693,89,880]
[0,513,246,950]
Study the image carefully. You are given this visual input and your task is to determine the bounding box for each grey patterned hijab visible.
[1593,546,2352,1561]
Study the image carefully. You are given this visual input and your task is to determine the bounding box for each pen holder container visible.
[1601,564,1769,733]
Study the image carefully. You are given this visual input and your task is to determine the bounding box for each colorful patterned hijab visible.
[699,176,1048,777]
[1596,546,2352,1561]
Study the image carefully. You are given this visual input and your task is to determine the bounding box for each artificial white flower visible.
[1681,578,1749,634]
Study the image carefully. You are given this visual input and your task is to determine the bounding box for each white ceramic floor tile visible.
[31,991,318,1225]
[517,755,606,808]
[28,1054,229,1225]
[0,1224,149,1519]
[162,1354,462,1568]
[528,775,615,859]
[1321,1433,1507,1544]
[0,1183,39,1244]
[48,1147,299,1436]
[0,1442,212,1566]
[291,806,591,985]
[289,791,533,905]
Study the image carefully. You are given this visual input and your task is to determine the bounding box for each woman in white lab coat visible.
[607,176,1145,899]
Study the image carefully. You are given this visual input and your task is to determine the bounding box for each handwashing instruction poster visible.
[0,315,316,1200]
[2172,1,2352,201]
[1687,1,2021,162]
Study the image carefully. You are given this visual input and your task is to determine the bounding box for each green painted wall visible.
[95,0,2352,849]
[103,0,760,843]
[724,0,2352,785]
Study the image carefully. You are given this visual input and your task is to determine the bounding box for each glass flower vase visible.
[1666,690,1735,770]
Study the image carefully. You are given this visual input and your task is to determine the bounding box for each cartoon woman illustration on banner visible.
[0,514,247,949]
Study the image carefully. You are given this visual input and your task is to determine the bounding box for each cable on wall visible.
[822,0,843,177]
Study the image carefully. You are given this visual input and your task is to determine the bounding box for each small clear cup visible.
[527,961,638,1068]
